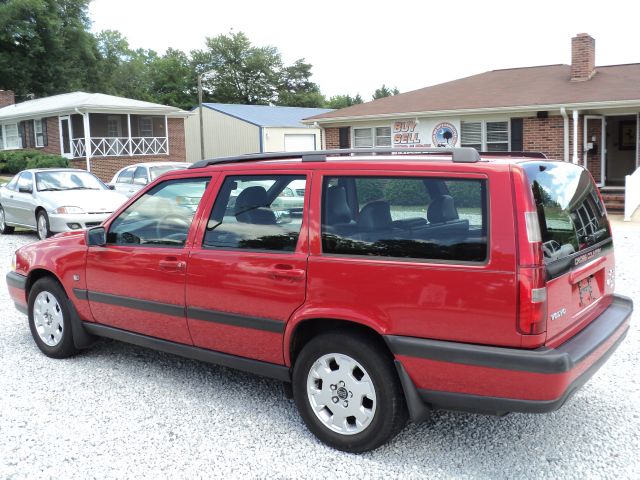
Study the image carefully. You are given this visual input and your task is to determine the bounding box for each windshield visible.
[523,161,611,266]
[35,171,107,191]
[150,165,187,181]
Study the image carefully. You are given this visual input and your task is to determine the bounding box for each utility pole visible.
[198,73,205,160]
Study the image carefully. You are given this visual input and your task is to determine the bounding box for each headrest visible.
[325,186,352,224]
[235,186,268,211]
[359,201,393,231]
[427,195,459,223]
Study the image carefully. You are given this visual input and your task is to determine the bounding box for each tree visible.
[0,0,98,99]
[325,94,363,109]
[372,84,400,100]
[276,59,325,108]
[191,31,282,105]
[147,48,196,110]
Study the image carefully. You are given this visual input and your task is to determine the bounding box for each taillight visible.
[518,266,547,335]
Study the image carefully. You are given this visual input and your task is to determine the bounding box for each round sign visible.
[431,122,458,147]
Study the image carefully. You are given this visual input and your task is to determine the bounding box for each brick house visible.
[306,34,640,214]
[0,91,190,181]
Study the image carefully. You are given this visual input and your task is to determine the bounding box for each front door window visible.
[59,117,72,157]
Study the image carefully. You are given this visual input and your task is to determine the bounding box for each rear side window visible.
[523,162,611,265]
[203,175,306,252]
[321,176,487,262]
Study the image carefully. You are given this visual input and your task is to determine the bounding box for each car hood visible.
[38,189,128,213]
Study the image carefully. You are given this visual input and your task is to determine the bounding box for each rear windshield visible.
[523,162,611,266]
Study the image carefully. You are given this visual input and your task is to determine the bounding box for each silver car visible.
[109,162,190,198]
[0,169,128,240]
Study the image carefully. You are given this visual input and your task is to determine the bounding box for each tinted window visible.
[17,172,33,191]
[117,168,134,184]
[108,178,209,247]
[133,167,148,185]
[322,176,487,262]
[203,175,306,252]
[523,162,611,266]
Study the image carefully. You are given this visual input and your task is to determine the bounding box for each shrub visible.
[0,150,68,174]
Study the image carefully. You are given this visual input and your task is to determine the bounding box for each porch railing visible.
[71,137,168,158]
[624,166,640,221]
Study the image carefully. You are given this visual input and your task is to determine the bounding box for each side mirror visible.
[18,186,33,194]
[87,226,106,247]
[107,184,115,190]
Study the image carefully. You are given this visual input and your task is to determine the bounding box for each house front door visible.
[605,115,637,186]
[59,116,73,158]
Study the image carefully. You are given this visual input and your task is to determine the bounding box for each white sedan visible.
[109,162,190,198]
[0,169,128,240]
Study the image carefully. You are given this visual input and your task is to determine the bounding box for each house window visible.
[107,116,122,137]
[375,127,392,147]
[1,123,21,150]
[460,122,482,150]
[486,121,509,151]
[34,119,45,147]
[354,127,392,148]
[353,128,373,148]
[461,120,510,151]
[139,117,153,137]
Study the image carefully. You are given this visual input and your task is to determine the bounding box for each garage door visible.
[284,134,316,152]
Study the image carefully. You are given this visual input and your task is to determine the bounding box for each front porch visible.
[61,113,170,159]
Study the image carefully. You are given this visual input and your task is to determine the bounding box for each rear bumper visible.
[386,294,633,418]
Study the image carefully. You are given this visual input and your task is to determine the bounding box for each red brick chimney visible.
[571,33,596,81]
[0,90,15,107]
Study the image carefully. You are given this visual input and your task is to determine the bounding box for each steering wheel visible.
[155,214,191,241]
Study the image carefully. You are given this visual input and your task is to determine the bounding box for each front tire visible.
[292,332,407,452]
[0,205,14,234]
[37,210,51,240]
[28,277,78,359]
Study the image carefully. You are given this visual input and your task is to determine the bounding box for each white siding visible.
[185,107,261,162]
[262,127,322,152]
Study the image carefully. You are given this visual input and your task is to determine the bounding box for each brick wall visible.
[0,90,15,107]
[523,115,583,164]
[167,118,186,161]
[585,118,603,183]
[43,117,60,154]
[325,127,343,149]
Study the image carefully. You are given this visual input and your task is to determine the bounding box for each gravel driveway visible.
[0,219,638,479]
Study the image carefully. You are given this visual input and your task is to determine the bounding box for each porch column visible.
[83,112,91,172]
[164,115,169,155]
[127,114,132,156]
[572,110,579,164]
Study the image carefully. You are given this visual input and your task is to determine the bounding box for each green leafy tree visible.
[0,0,98,99]
[276,59,325,107]
[191,31,282,105]
[325,94,364,109]
[147,48,196,110]
[372,84,400,100]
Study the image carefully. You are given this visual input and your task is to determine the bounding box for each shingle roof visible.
[202,103,333,127]
[0,91,189,121]
[307,63,640,121]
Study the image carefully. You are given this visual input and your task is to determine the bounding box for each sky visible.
[88,0,640,100]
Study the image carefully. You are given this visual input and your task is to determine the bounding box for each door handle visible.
[268,264,305,280]
[159,258,186,272]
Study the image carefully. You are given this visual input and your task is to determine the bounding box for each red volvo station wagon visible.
[6,148,633,452]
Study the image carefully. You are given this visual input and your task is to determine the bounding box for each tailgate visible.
[522,161,615,343]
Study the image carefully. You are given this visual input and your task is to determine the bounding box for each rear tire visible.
[0,205,14,234]
[37,210,51,240]
[292,332,407,452]
[28,277,78,359]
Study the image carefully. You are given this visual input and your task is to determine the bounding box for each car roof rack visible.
[479,151,547,159]
[189,147,485,169]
